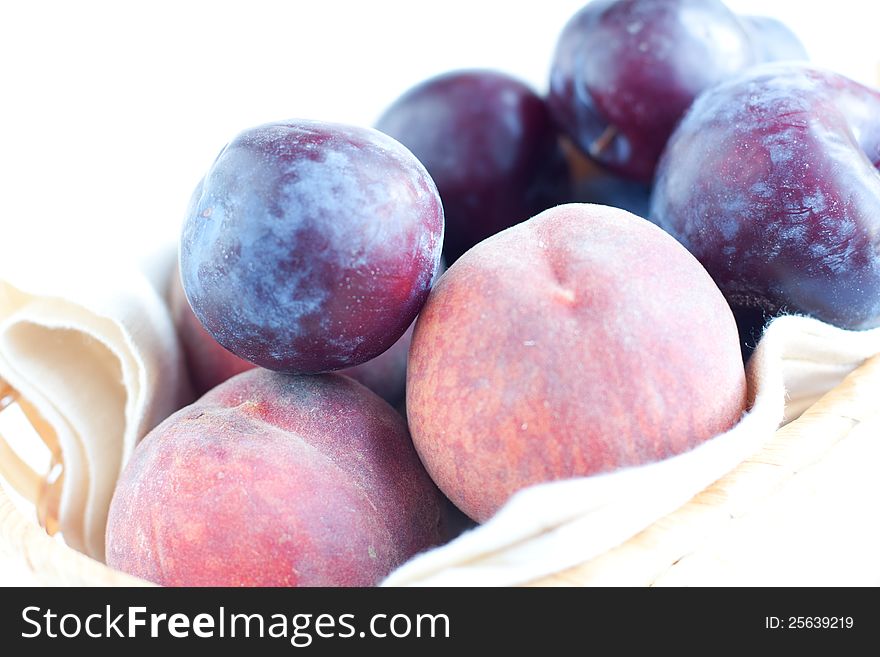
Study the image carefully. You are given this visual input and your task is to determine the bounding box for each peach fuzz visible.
[106,369,449,586]
[406,203,748,522]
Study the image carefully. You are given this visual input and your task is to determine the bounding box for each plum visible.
[170,266,416,404]
[169,266,252,396]
[376,70,569,262]
[651,64,880,330]
[180,120,444,374]
[548,0,807,182]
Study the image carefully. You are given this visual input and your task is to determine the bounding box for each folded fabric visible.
[0,242,190,561]
[2,232,878,583]
[382,316,880,586]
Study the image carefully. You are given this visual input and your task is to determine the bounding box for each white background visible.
[0,0,877,264]
[0,1,878,585]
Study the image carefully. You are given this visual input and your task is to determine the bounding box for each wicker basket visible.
[2,353,879,587]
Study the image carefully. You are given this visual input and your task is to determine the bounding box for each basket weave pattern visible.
[2,355,879,587]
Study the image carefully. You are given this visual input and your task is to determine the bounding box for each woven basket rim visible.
[2,353,879,587]
[0,482,151,586]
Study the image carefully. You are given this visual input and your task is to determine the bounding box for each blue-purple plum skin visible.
[548,0,808,182]
[651,64,880,330]
[376,70,569,263]
[180,120,444,373]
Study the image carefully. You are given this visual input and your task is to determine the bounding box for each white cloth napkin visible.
[2,234,878,582]
[382,315,880,586]
[0,242,190,561]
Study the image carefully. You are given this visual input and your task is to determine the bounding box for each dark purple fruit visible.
[376,70,569,262]
[548,0,807,182]
[180,120,444,373]
[651,64,880,330]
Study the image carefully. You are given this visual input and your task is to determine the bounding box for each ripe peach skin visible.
[106,370,449,586]
[169,268,413,404]
[407,203,748,522]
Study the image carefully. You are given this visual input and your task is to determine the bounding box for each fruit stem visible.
[589,125,619,158]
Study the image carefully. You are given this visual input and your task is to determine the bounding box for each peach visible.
[169,269,413,404]
[407,203,748,522]
[106,369,449,586]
